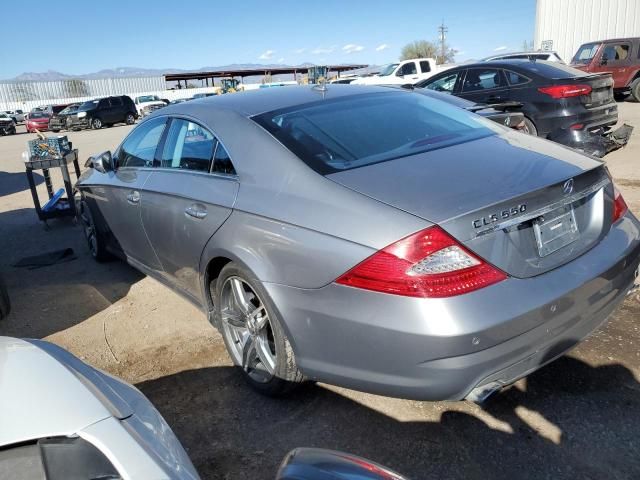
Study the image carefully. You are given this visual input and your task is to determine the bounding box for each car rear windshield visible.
[253,91,497,174]
[515,61,587,79]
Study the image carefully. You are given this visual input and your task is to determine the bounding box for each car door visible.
[591,41,633,88]
[97,116,167,271]
[109,96,124,124]
[458,68,510,104]
[141,117,239,301]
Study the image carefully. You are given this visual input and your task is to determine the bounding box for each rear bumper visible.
[265,212,640,401]
[536,102,618,138]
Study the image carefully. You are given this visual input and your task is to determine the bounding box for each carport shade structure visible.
[164,65,367,88]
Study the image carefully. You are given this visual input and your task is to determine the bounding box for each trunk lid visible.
[327,132,613,278]
[571,73,614,109]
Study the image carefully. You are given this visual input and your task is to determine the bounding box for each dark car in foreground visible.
[76,85,640,402]
[48,103,80,132]
[415,60,620,155]
[66,95,137,130]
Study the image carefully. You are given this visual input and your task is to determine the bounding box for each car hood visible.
[0,337,119,446]
[326,131,601,225]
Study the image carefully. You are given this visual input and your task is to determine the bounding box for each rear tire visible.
[125,113,136,125]
[214,262,304,396]
[90,117,103,129]
[631,79,640,103]
[614,92,630,102]
[522,117,538,136]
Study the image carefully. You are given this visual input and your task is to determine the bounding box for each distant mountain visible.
[4,63,350,82]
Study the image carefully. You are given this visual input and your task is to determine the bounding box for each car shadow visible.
[0,170,44,197]
[0,207,143,338]
[137,355,640,480]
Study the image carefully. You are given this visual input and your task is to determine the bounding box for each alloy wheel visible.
[220,276,277,383]
[92,118,102,129]
[126,114,135,125]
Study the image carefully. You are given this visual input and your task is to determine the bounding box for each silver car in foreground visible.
[0,337,199,479]
[77,85,640,401]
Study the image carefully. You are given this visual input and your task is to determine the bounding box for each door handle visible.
[126,190,140,204]
[185,204,207,219]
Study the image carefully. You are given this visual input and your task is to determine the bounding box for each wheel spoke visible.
[230,278,251,314]
[221,308,246,329]
[249,305,268,331]
[242,335,257,370]
[255,335,276,374]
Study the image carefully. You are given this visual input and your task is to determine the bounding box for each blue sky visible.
[0,0,536,79]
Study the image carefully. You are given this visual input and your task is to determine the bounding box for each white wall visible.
[534,0,640,63]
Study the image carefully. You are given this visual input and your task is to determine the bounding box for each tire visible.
[214,262,304,396]
[631,78,640,103]
[78,198,110,262]
[521,117,538,136]
[90,117,103,129]
[125,112,136,125]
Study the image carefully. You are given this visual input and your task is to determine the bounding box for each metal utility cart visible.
[24,149,80,224]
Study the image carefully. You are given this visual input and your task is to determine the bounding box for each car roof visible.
[583,37,640,44]
[444,59,586,78]
[172,84,397,117]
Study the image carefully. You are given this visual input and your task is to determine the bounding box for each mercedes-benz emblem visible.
[563,178,574,195]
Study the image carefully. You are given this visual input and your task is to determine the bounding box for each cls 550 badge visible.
[473,204,527,229]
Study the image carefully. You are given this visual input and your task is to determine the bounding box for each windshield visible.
[0,113,10,119]
[78,100,99,111]
[378,63,399,76]
[253,91,498,174]
[137,95,160,103]
[29,112,47,119]
[60,105,79,114]
[572,43,599,64]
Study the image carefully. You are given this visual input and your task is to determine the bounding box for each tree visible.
[400,40,457,64]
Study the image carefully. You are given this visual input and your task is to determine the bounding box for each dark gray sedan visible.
[76,85,640,401]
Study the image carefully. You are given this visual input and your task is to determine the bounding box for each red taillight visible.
[335,226,507,298]
[538,84,592,99]
[613,185,628,223]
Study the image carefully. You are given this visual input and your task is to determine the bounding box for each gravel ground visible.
[1,104,639,480]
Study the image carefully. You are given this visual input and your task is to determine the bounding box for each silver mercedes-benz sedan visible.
[76,85,640,402]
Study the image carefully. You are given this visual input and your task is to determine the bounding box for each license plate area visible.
[533,205,579,257]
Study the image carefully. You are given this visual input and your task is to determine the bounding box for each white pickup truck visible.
[351,58,453,86]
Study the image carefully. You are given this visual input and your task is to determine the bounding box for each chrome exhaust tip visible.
[465,381,503,404]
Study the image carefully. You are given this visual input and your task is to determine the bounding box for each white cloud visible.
[375,43,389,52]
[277,57,285,63]
[311,46,335,55]
[343,44,365,54]
[259,50,275,60]
[294,48,306,54]
[493,46,507,52]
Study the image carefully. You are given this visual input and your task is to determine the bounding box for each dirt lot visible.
[1,106,640,480]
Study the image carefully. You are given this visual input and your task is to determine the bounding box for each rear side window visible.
[419,61,431,73]
[160,119,215,172]
[601,43,630,64]
[462,69,506,91]
[212,142,236,175]
[398,62,417,76]
[505,70,530,85]
[118,117,166,168]
[111,97,123,107]
[253,92,497,174]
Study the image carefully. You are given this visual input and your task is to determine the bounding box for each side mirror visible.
[276,448,409,480]
[87,151,114,173]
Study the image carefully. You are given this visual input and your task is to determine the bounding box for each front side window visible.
[601,43,630,64]
[378,63,399,76]
[462,69,505,91]
[111,97,123,107]
[160,119,215,172]
[398,62,418,76]
[253,91,498,174]
[118,117,166,168]
[424,72,460,93]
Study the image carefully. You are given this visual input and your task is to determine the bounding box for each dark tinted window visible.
[462,69,505,91]
[111,97,123,107]
[212,142,236,174]
[119,117,166,168]
[601,43,630,63]
[78,100,99,111]
[398,62,417,76]
[419,61,431,73]
[160,118,214,172]
[423,72,460,93]
[98,99,109,109]
[253,92,497,174]
[28,112,47,118]
[505,70,530,85]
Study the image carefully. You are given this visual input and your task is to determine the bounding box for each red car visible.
[26,112,51,133]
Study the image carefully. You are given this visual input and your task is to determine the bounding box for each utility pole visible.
[438,20,448,64]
